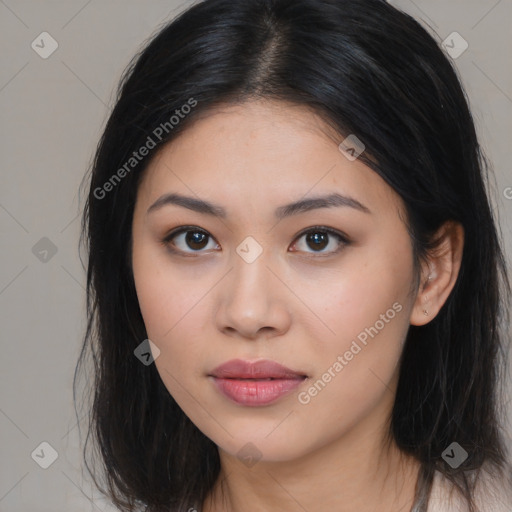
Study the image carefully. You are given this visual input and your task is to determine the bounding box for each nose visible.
[215,250,291,341]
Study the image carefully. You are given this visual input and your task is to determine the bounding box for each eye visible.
[289,226,350,256]
[161,225,350,257]
[161,226,219,255]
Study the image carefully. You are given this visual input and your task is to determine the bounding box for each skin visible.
[131,99,464,512]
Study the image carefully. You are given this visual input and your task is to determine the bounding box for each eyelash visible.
[161,225,351,258]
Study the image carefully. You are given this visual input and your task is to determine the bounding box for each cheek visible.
[295,235,414,415]
[134,265,208,408]
[131,262,205,411]
[132,239,204,339]
[293,268,411,444]
[131,244,215,378]
[135,279,209,378]
[305,237,413,347]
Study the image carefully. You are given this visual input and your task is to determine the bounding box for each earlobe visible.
[410,221,464,326]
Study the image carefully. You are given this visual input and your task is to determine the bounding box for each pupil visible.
[307,232,328,251]
[186,231,207,250]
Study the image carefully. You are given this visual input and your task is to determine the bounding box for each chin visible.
[211,426,311,464]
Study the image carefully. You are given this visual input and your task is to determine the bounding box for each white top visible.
[427,468,512,511]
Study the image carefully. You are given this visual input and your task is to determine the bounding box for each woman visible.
[76,0,512,510]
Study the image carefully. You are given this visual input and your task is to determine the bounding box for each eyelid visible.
[161,225,219,256]
[162,225,210,242]
[161,225,351,256]
[290,225,350,257]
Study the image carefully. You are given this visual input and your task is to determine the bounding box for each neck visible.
[202,414,421,512]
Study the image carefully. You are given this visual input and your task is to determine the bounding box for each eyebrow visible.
[146,192,371,219]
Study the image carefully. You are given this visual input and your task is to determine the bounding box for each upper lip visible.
[210,359,307,379]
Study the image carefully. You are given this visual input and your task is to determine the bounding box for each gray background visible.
[1,1,511,510]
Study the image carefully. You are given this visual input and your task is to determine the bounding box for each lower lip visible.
[211,377,305,406]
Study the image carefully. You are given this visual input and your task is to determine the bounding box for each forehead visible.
[136,100,402,218]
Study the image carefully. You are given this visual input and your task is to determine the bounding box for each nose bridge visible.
[216,238,289,337]
[231,231,272,290]
[230,241,274,310]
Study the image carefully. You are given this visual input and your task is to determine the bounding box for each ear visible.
[410,220,464,326]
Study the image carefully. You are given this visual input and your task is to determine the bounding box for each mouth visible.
[209,358,307,379]
[209,359,308,406]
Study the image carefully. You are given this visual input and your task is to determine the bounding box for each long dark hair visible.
[75,0,511,510]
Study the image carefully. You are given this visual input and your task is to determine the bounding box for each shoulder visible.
[427,464,512,512]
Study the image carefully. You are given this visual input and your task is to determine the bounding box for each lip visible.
[210,358,306,379]
[209,359,307,406]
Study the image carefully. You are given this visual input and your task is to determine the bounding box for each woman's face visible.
[131,100,419,462]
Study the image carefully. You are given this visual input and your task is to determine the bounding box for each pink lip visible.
[209,359,307,406]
